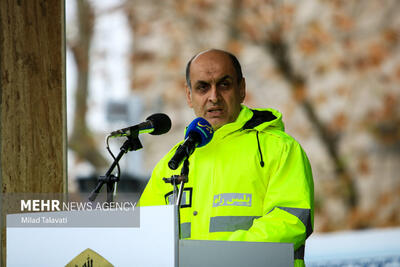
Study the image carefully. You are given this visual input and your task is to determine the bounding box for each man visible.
[140,49,314,266]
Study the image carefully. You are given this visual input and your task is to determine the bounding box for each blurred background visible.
[66,0,400,265]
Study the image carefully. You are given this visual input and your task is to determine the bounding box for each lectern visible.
[7,205,293,266]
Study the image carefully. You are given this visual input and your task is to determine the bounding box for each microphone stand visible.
[163,158,189,239]
[88,131,143,203]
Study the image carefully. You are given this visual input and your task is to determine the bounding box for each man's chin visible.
[208,118,226,130]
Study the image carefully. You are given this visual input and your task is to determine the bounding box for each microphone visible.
[168,117,214,170]
[109,113,171,138]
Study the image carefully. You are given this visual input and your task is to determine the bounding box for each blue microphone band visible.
[184,117,214,147]
[168,117,214,170]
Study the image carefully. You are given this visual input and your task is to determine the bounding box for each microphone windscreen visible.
[185,117,214,147]
[146,113,172,135]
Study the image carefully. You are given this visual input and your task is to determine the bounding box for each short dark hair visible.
[185,50,243,90]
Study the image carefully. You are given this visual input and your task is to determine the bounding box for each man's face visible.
[186,51,245,130]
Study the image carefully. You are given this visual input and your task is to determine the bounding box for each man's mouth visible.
[207,107,224,117]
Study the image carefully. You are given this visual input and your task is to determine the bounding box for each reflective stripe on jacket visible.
[140,105,314,266]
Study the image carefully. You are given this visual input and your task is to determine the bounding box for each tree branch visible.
[68,0,108,169]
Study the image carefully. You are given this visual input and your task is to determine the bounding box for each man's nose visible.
[208,86,220,104]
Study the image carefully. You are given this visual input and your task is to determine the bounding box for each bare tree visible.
[68,0,108,170]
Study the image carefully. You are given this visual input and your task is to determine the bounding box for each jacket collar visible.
[211,105,284,141]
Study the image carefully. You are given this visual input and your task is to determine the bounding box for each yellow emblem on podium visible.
[65,248,114,267]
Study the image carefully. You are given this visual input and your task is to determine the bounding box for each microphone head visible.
[185,117,214,147]
[146,113,172,135]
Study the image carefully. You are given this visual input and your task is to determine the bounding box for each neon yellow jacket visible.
[140,105,314,266]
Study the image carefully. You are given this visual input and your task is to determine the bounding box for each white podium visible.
[7,205,293,267]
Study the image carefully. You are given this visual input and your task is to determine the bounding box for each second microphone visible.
[168,117,214,170]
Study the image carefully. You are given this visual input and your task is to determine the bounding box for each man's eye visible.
[196,84,209,92]
[219,81,230,89]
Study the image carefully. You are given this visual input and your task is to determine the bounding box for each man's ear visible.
[239,78,246,102]
[185,84,193,108]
